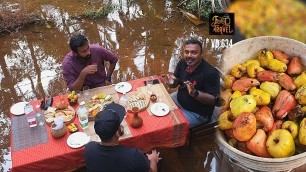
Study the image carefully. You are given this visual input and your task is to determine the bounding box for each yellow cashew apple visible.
[230,95,257,118]
[282,121,299,139]
[266,129,295,158]
[299,118,306,145]
[258,49,274,67]
[294,72,306,89]
[295,85,306,105]
[260,81,281,99]
[218,110,234,130]
[268,58,287,73]
[249,88,271,105]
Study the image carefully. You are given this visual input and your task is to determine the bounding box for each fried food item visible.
[44,106,75,124]
[56,103,68,110]
[55,111,65,118]
[67,123,78,133]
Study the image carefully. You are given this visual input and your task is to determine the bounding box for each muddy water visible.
[0,0,232,171]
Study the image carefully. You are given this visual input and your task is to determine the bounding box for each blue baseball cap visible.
[94,102,126,140]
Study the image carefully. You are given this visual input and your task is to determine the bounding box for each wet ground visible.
[0,0,233,171]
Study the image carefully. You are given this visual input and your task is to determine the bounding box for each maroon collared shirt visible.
[62,44,118,90]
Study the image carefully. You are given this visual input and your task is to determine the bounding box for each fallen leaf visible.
[179,9,205,25]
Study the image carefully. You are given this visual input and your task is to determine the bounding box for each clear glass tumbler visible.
[36,111,45,126]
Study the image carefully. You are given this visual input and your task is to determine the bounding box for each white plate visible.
[114,82,132,94]
[10,102,28,116]
[150,103,170,117]
[67,132,90,149]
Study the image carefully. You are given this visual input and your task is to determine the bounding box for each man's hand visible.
[185,80,196,97]
[146,149,160,172]
[161,73,176,85]
[81,64,98,75]
[105,80,112,86]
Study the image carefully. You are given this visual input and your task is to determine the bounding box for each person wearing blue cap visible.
[84,102,161,172]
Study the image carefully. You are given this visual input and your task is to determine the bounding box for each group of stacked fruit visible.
[218,48,306,158]
[67,91,78,106]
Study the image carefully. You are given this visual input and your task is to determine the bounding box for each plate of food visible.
[44,103,75,126]
[85,93,112,121]
[10,102,28,116]
[150,103,170,117]
[126,92,150,112]
[67,132,90,148]
[115,82,132,93]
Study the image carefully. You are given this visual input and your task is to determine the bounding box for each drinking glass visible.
[83,86,90,101]
[36,111,45,126]
[119,92,129,111]
[168,75,174,84]
[121,72,127,82]
[146,83,153,95]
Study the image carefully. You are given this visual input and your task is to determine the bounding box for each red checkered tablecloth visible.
[10,76,189,172]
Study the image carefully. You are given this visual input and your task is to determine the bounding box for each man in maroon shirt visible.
[62,34,118,91]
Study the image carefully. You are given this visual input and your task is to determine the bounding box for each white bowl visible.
[217,36,306,172]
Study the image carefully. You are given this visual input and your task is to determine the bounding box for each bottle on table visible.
[76,101,89,129]
[24,104,37,127]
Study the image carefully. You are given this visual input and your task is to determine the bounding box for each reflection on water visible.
[0,0,232,171]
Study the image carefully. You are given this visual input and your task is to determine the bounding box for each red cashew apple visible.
[246,129,272,158]
[268,120,283,136]
[277,73,296,91]
[255,106,274,132]
[232,77,260,92]
[233,112,257,142]
[272,50,290,64]
[257,71,279,82]
[272,90,297,119]
[288,56,303,75]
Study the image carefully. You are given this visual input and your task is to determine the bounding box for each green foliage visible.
[180,0,224,20]
[83,4,114,19]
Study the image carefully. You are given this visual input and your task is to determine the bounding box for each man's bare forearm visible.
[107,63,116,77]
[195,91,215,105]
[70,73,86,91]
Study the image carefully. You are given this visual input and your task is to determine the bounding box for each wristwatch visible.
[105,76,112,82]
[193,90,199,98]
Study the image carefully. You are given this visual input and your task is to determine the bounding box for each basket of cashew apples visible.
[217,36,306,171]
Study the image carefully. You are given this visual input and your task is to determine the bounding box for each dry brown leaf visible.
[179,9,205,26]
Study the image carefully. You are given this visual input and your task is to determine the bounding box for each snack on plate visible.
[67,123,78,133]
[128,93,147,110]
[44,106,75,124]
[56,102,68,110]
[85,93,112,119]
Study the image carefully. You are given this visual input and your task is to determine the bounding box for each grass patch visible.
[179,0,226,20]
[83,4,114,19]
